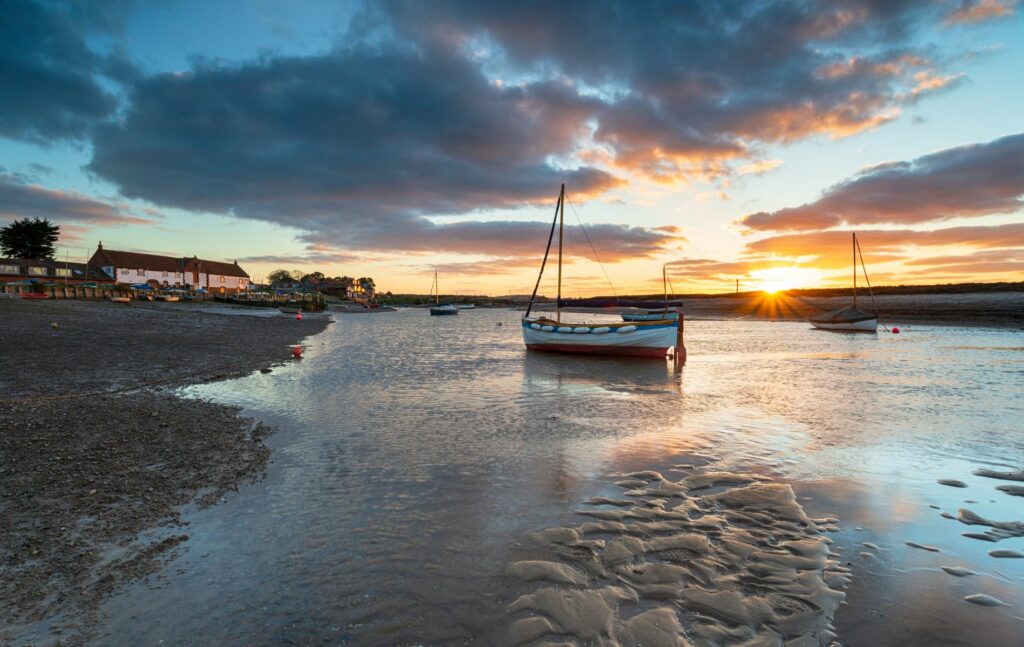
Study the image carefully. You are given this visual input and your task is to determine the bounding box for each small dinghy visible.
[809,233,879,333]
[808,306,877,331]
[110,296,131,304]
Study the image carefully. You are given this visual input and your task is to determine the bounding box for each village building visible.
[88,243,250,293]
[0,257,112,283]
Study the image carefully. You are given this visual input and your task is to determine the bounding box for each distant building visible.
[87,243,250,293]
[0,257,112,283]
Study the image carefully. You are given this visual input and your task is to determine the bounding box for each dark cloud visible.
[384,1,960,181]
[88,45,631,252]
[76,0,986,255]
[0,173,156,226]
[0,1,135,144]
[741,133,1024,231]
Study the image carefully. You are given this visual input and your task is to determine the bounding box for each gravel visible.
[0,298,330,644]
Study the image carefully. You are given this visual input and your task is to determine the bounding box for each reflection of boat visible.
[809,233,878,333]
[456,303,475,310]
[521,184,682,358]
[428,269,459,316]
[19,293,50,300]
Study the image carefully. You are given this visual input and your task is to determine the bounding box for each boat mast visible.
[434,268,439,305]
[852,232,857,308]
[556,183,565,324]
[524,185,563,318]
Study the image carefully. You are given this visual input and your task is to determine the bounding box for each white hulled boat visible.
[809,233,878,332]
[521,185,684,358]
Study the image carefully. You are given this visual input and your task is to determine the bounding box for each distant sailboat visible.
[522,184,684,357]
[428,269,458,316]
[809,233,879,332]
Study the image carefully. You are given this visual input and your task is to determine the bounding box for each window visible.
[55,268,71,277]
[137,269,145,276]
[28,266,47,276]
[162,271,168,277]
[175,272,181,277]
[220,276,225,284]
[0,264,18,274]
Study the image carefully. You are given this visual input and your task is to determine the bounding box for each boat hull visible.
[809,318,878,332]
[522,319,676,357]
[430,307,458,315]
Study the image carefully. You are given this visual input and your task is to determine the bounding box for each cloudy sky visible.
[2,0,1022,294]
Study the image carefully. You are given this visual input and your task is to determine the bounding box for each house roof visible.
[188,258,249,278]
[98,249,185,273]
[91,247,250,278]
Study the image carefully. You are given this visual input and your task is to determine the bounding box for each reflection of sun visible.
[750,266,821,294]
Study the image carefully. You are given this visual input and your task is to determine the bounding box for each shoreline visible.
[0,299,331,644]
[525,291,1024,329]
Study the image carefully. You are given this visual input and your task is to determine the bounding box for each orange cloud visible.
[945,0,1018,25]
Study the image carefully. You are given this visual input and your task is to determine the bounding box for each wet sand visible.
[0,299,329,644]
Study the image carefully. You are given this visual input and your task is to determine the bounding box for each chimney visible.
[97,241,103,250]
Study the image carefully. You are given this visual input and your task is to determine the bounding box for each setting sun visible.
[750,266,821,293]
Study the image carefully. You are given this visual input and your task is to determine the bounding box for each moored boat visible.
[621,310,680,322]
[279,305,302,314]
[110,296,131,304]
[428,269,459,316]
[521,184,683,359]
[809,233,879,333]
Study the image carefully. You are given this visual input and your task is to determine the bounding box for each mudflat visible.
[0,299,329,644]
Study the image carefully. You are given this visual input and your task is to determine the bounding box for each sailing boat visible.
[808,232,879,332]
[428,269,458,316]
[521,185,684,358]
[621,265,680,321]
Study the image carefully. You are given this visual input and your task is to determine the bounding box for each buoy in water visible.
[892,327,900,334]
[290,345,302,358]
[296,311,302,320]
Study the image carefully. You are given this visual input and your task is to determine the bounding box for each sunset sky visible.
[2,0,1022,295]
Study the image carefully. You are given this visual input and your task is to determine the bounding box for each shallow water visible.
[94,310,1023,645]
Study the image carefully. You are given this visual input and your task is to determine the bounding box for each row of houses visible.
[90,243,250,292]
[1,243,251,294]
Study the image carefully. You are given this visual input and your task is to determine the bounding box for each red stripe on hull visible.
[526,343,670,358]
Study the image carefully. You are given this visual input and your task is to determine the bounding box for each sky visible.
[1,0,1022,296]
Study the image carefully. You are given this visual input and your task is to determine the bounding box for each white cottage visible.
[88,243,250,293]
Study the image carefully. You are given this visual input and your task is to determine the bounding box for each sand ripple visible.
[505,470,848,645]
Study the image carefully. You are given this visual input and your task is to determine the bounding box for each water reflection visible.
[89,309,1022,645]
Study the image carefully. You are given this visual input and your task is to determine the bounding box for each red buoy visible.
[290,345,302,358]
[296,311,302,320]
[892,327,900,334]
